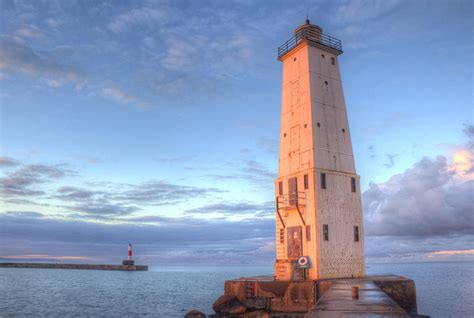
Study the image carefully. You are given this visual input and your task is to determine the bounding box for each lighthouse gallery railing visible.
[277,28,343,58]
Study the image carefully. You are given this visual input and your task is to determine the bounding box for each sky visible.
[0,0,473,265]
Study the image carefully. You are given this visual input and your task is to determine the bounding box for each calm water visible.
[1,262,473,317]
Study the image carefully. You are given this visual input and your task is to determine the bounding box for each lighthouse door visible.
[287,226,302,259]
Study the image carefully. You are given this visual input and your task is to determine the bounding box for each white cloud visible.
[15,25,44,39]
[108,6,170,33]
[335,0,404,24]
[0,36,83,87]
[101,85,151,109]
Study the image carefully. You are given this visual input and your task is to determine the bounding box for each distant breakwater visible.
[0,262,148,271]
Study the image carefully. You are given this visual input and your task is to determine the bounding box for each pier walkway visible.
[307,279,410,317]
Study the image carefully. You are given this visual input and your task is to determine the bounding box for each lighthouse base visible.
[210,275,425,317]
[122,260,135,266]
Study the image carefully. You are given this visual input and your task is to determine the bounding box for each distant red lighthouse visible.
[122,243,135,266]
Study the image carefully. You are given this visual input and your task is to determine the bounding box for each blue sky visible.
[0,0,473,264]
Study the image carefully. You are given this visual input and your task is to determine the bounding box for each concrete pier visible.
[308,280,411,317]
[0,262,148,271]
[211,275,426,317]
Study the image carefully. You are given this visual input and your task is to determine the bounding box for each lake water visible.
[1,262,473,317]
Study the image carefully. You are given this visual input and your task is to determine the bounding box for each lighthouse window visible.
[306,225,311,241]
[354,226,360,242]
[321,173,327,189]
[351,177,356,193]
[304,123,307,128]
[324,81,328,85]
[288,177,298,206]
[317,122,321,127]
[342,128,345,133]
[294,57,297,61]
[331,57,335,65]
[321,54,325,58]
[284,133,287,137]
[323,224,329,241]
[278,181,283,195]
[304,174,309,189]
[279,228,285,243]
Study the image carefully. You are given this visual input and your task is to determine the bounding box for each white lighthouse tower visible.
[274,20,365,280]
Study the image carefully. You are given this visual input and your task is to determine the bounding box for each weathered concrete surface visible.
[0,262,148,271]
[371,276,418,314]
[307,280,410,317]
[221,276,317,313]
[212,275,426,318]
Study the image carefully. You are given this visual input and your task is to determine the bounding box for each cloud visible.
[364,234,474,261]
[383,153,397,168]
[108,5,170,33]
[0,156,20,167]
[206,160,276,188]
[67,203,140,216]
[15,25,44,39]
[0,36,83,87]
[101,85,151,109]
[54,186,102,201]
[368,145,376,158]
[0,163,73,197]
[115,180,224,205]
[5,211,43,218]
[154,155,194,164]
[0,254,91,261]
[185,201,274,217]
[2,157,228,220]
[242,160,276,180]
[363,155,474,237]
[257,136,279,156]
[430,249,474,256]
[0,212,276,264]
[335,0,404,24]
[463,122,474,142]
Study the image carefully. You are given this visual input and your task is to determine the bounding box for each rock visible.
[228,304,246,315]
[184,309,206,318]
[212,295,247,315]
[212,295,234,312]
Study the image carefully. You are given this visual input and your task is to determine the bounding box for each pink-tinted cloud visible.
[430,249,474,256]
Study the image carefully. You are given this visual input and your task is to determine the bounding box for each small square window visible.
[304,174,309,190]
[351,177,356,193]
[321,173,327,189]
[354,226,360,242]
[278,181,283,196]
[331,57,335,65]
[323,224,329,241]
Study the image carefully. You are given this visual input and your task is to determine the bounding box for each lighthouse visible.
[210,20,423,317]
[274,19,365,280]
[122,243,135,266]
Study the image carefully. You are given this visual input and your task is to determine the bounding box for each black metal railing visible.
[278,28,342,58]
[276,192,307,210]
